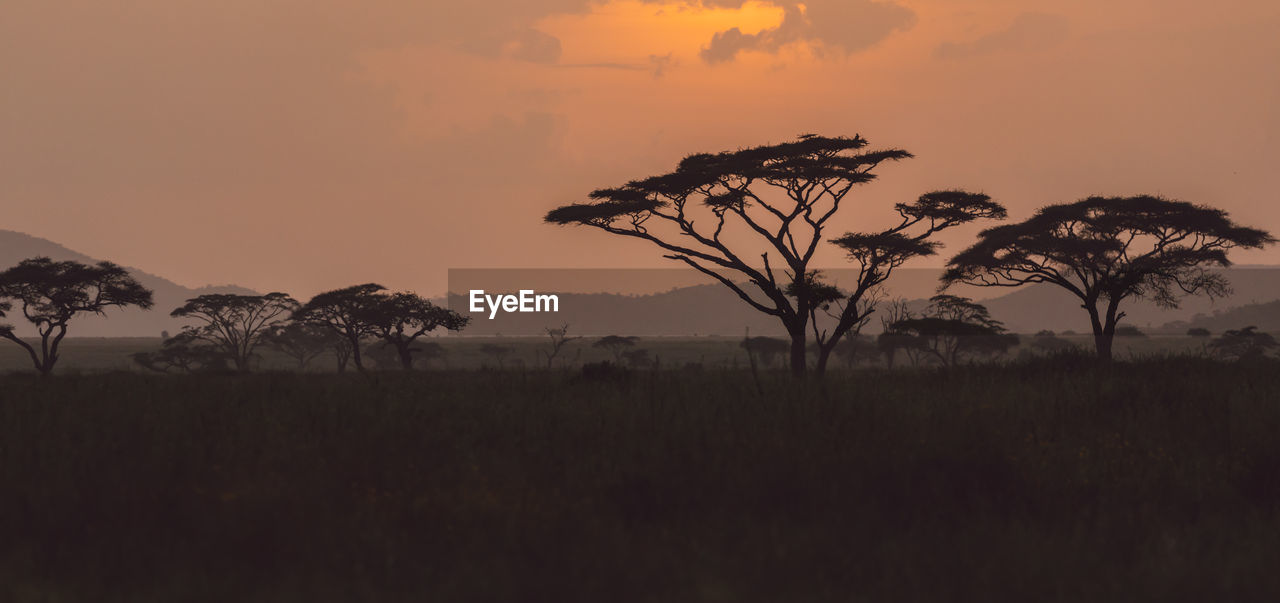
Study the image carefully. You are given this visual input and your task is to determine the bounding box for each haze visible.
[3,0,1278,297]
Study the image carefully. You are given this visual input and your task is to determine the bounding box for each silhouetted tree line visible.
[0,135,1274,376]
[549,134,1275,372]
[132,284,468,374]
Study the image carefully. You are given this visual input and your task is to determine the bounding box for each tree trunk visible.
[1087,305,1115,362]
[788,327,807,378]
[397,343,414,370]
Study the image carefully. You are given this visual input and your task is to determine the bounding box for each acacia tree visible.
[594,335,639,363]
[292,284,385,372]
[132,331,229,374]
[364,292,469,370]
[261,322,337,370]
[0,257,154,374]
[943,195,1275,361]
[888,295,1018,366]
[546,134,1001,376]
[541,323,580,369]
[170,292,298,372]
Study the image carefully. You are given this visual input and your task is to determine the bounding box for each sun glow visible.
[539,1,787,63]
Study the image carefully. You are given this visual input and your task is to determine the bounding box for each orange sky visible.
[2,0,1278,297]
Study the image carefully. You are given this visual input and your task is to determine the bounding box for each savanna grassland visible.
[2,357,1279,602]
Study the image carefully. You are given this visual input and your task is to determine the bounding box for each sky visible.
[3,0,1278,297]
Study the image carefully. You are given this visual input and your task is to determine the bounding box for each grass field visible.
[0,334,1215,374]
[2,357,1279,601]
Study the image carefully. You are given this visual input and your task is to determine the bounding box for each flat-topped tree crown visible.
[942,194,1275,361]
[170,292,299,373]
[0,256,154,374]
[546,134,1001,376]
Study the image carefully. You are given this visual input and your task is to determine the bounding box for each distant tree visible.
[170,293,298,372]
[364,292,468,370]
[1209,326,1277,361]
[293,284,385,372]
[888,295,1018,366]
[0,257,154,374]
[943,195,1275,361]
[1187,327,1212,337]
[1114,325,1146,338]
[741,336,790,368]
[833,334,879,369]
[1029,331,1077,354]
[594,335,639,363]
[132,331,229,374]
[876,298,922,369]
[546,134,1002,377]
[261,322,336,370]
[540,323,581,369]
[480,343,512,369]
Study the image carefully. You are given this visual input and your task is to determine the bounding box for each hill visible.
[449,268,1280,336]
[0,230,257,337]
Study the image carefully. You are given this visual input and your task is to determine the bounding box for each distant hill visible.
[0,230,257,337]
[449,268,1280,336]
[1159,301,1280,335]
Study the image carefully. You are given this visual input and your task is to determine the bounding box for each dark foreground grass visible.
[2,359,1279,602]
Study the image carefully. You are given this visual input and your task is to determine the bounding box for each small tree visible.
[293,284,385,372]
[0,257,154,374]
[1187,327,1212,338]
[943,195,1274,361]
[261,322,336,370]
[364,292,469,370]
[594,335,639,363]
[132,331,230,374]
[888,295,1018,366]
[833,334,879,368]
[170,293,298,372]
[480,343,512,369]
[1209,326,1277,361]
[541,323,581,369]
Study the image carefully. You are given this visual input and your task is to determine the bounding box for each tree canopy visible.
[171,292,298,372]
[547,133,1002,376]
[943,195,1274,360]
[0,257,154,374]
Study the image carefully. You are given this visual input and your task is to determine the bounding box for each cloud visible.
[502,28,563,64]
[698,1,916,63]
[935,12,1070,59]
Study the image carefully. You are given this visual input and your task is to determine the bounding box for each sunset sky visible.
[3,0,1278,297]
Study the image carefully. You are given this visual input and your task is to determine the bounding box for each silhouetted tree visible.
[480,343,512,369]
[293,284,385,372]
[1187,327,1212,338]
[132,331,229,374]
[889,295,1018,366]
[170,293,298,372]
[546,134,1002,377]
[364,292,468,370]
[1209,326,1277,361]
[834,334,879,368]
[943,195,1275,361]
[261,322,336,370]
[1029,331,1077,354]
[594,335,639,363]
[875,298,921,368]
[0,257,153,374]
[541,323,580,369]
